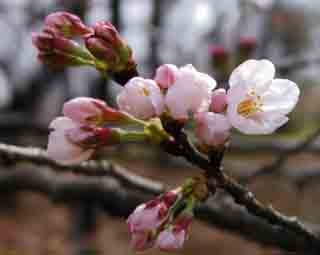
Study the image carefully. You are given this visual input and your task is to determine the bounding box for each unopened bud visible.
[211,88,228,113]
[66,125,121,148]
[45,11,93,38]
[154,64,179,89]
[32,30,94,68]
[208,45,231,80]
[85,21,135,77]
[237,37,257,63]
[63,97,132,126]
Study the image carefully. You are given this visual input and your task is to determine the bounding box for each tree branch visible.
[162,130,320,254]
[0,166,318,253]
[0,142,163,195]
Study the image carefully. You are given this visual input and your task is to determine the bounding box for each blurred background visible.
[0,0,320,254]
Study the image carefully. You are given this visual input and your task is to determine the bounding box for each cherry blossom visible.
[227,59,300,134]
[117,77,164,120]
[195,112,231,147]
[165,64,216,122]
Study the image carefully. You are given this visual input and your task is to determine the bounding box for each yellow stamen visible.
[237,99,262,118]
[141,87,150,96]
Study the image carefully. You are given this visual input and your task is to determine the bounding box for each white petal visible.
[48,117,93,165]
[261,79,300,115]
[49,116,78,131]
[229,59,275,93]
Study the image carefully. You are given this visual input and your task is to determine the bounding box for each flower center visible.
[237,97,263,118]
[141,87,150,96]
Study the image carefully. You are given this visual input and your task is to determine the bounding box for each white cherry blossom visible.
[227,59,300,134]
[117,77,164,120]
[165,65,216,122]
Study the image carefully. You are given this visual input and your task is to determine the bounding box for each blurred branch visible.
[239,126,320,183]
[0,139,320,253]
[0,142,163,195]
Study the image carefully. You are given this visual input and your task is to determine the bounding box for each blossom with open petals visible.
[165,65,216,122]
[195,112,231,147]
[227,59,300,134]
[117,77,164,120]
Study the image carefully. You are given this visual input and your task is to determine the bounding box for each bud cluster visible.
[127,176,207,252]
[32,12,135,78]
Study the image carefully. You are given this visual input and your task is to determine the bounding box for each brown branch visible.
[0,142,163,195]
[0,166,318,253]
[161,129,320,254]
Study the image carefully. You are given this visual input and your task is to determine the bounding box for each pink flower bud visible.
[154,64,179,89]
[47,117,120,165]
[165,65,216,122]
[208,45,230,75]
[117,77,164,120]
[44,12,92,38]
[239,37,257,52]
[238,37,257,61]
[156,229,186,251]
[85,21,133,72]
[63,97,129,125]
[208,45,229,60]
[93,21,122,46]
[127,200,167,233]
[195,112,231,148]
[155,213,192,252]
[130,231,154,251]
[127,191,179,233]
[85,37,120,66]
[47,117,94,165]
[211,88,228,113]
[32,31,93,68]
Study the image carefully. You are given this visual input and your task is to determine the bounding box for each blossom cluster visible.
[33,12,301,253]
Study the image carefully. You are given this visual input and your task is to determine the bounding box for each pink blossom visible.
[63,97,128,125]
[47,117,94,165]
[227,59,300,134]
[127,191,178,233]
[127,200,168,233]
[211,88,228,113]
[196,112,231,147]
[154,64,179,89]
[130,231,154,251]
[155,212,192,251]
[165,65,216,122]
[117,77,164,120]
